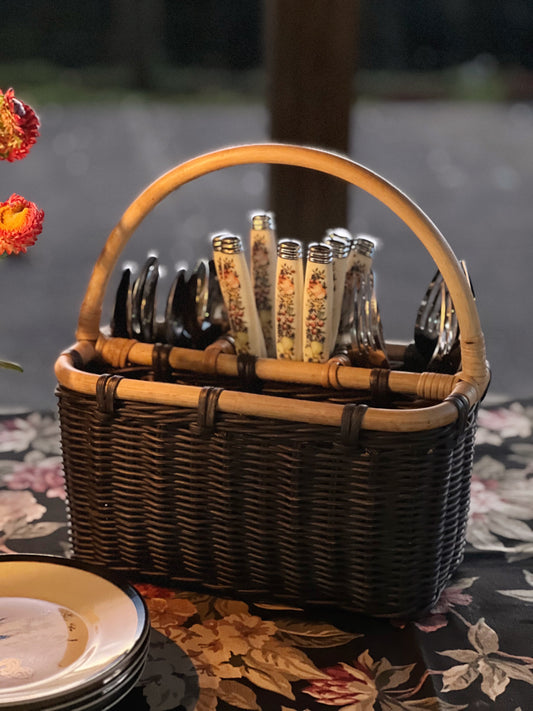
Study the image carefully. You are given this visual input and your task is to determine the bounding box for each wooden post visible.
[265,0,359,242]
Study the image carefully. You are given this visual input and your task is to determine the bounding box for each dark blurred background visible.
[1,0,532,408]
[2,1,533,98]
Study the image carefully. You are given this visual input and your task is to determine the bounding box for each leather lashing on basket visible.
[152,343,173,382]
[340,403,369,447]
[236,353,263,393]
[369,368,391,406]
[197,386,224,436]
[95,374,123,414]
[445,392,471,433]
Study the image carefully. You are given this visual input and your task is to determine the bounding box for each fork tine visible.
[414,269,444,360]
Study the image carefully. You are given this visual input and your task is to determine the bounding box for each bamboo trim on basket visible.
[96,334,458,402]
[55,347,478,433]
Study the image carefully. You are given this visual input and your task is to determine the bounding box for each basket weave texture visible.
[58,373,476,618]
[55,143,489,618]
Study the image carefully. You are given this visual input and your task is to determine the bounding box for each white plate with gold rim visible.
[0,555,149,711]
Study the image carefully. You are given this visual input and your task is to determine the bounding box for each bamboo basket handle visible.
[76,143,489,396]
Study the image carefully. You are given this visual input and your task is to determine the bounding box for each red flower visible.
[0,194,44,255]
[0,88,40,162]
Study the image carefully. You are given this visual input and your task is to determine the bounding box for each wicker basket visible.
[55,143,490,618]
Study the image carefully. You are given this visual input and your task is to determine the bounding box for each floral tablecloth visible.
[1,401,532,711]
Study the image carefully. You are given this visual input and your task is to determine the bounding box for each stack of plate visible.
[0,555,150,711]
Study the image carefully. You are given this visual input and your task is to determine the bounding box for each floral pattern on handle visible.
[276,262,300,360]
[218,256,251,355]
[252,234,275,356]
[303,266,329,363]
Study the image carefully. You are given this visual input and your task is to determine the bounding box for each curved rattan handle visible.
[77,143,489,395]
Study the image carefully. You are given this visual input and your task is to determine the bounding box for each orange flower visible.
[0,88,40,162]
[0,194,44,255]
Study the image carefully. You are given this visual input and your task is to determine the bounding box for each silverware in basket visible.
[206,258,229,331]
[164,266,190,347]
[185,258,221,349]
[129,255,158,341]
[425,260,472,373]
[426,282,458,370]
[110,267,131,338]
[140,257,159,342]
[350,236,389,368]
[414,268,444,366]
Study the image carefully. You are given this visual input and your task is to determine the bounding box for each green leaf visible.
[0,360,23,372]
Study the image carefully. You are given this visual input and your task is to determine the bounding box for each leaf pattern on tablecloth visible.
[476,403,532,445]
[1,404,533,710]
[411,577,477,632]
[498,569,533,603]
[465,404,533,562]
[217,679,261,710]
[0,451,66,499]
[272,618,363,648]
[0,413,60,454]
[0,489,65,552]
[467,453,533,557]
[436,616,533,702]
[303,650,468,710]
[134,585,335,710]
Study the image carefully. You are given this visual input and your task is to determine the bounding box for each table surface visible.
[1,400,532,711]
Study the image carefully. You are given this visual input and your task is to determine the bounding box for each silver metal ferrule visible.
[353,236,376,258]
[211,232,232,252]
[307,242,333,264]
[219,234,244,254]
[323,234,350,259]
[251,212,275,231]
[277,239,303,260]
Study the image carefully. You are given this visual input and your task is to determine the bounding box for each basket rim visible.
[55,340,479,433]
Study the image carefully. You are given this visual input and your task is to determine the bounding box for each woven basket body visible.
[57,380,476,618]
[55,143,490,618]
